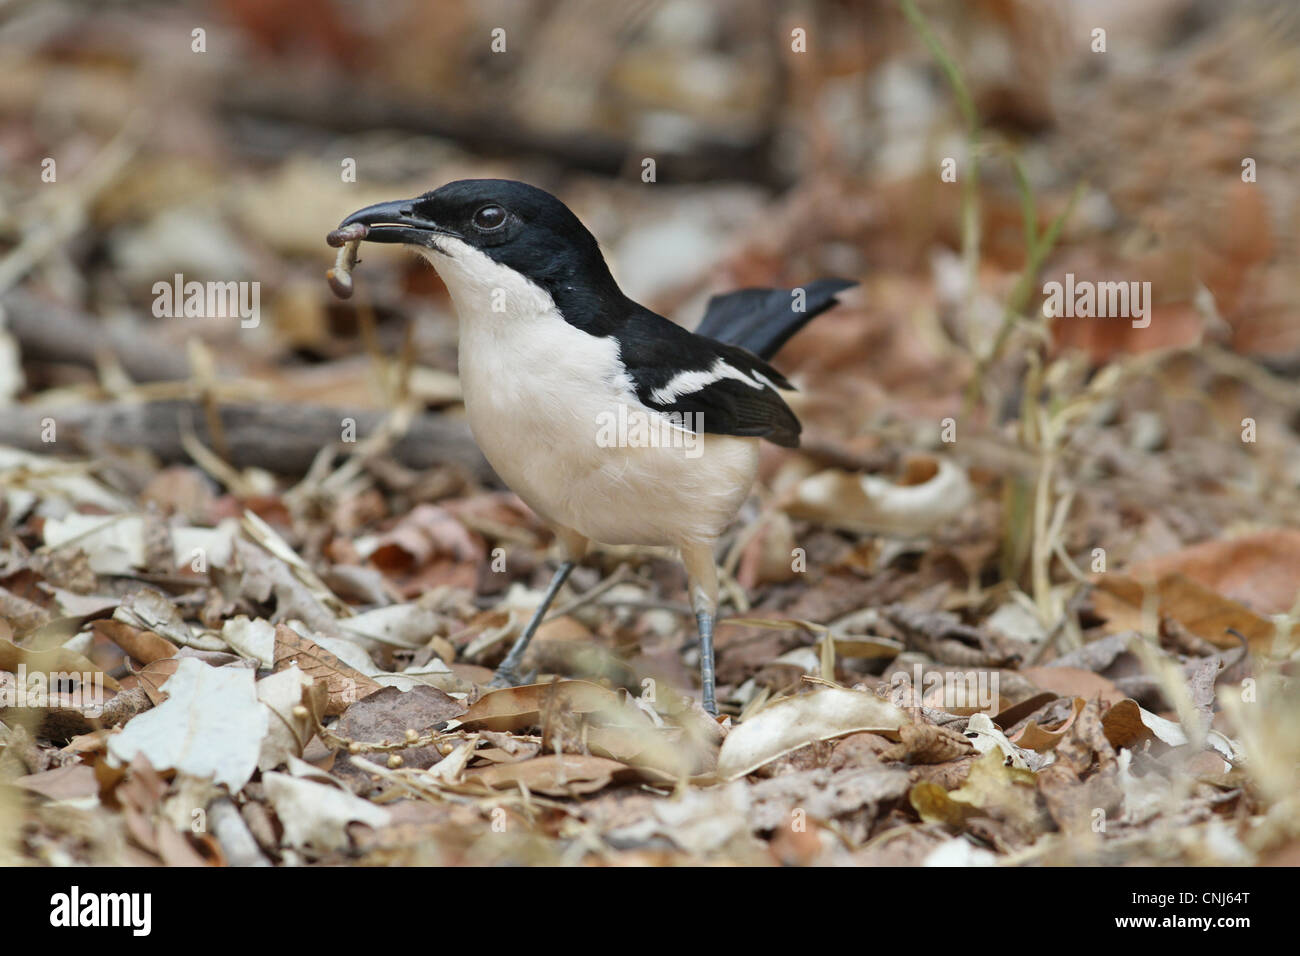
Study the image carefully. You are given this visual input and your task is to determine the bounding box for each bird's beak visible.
[331,198,461,248]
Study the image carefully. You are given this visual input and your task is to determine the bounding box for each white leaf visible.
[1138,707,1188,747]
[42,513,146,574]
[262,772,389,852]
[108,658,268,790]
[964,712,1031,768]
[221,616,276,666]
[787,458,973,536]
[338,604,437,648]
[716,687,906,780]
[256,666,314,772]
[923,837,998,867]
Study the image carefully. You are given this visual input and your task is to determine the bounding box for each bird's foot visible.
[487,665,535,689]
[485,560,575,691]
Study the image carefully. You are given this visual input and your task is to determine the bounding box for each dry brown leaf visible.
[1101,698,1158,749]
[112,753,168,857]
[828,732,894,770]
[93,619,179,665]
[1037,700,1122,834]
[0,587,51,637]
[1056,697,1117,773]
[133,658,181,705]
[908,756,978,790]
[1126,529,1300,615]
[880,605,1012,666]
[14,764,100,801]
[833,636,906,659]
[457,680,623,733]
[881,720,976,764]
[476,730,541,755]
[1010,696,1086,752]
[336,684,465,737]
[1094,572,1277,649]
[156,823,214,867]
[1047,633,1137,672]
[582,724,698,777]
[364,503,480,572]
[473,742,543,764]
[992,691,1059,730]
[272,623,382,716]
[466,754,640,797]
[113,588,197,649]
[1022,665,1125,706]
[62,730,115,756]
[331,685,465,771]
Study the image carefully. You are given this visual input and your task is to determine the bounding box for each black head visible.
[335,179,621,303]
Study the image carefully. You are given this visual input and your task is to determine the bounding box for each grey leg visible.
[696,609,717,716]
[490,561,575,687]
[681,542,721,716]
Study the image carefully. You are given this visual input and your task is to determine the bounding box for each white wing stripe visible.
[649,358,770,405]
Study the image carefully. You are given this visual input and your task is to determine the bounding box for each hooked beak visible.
[329,198,461,250]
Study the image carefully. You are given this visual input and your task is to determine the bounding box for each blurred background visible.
[3,0,1297,413]
[3,0,1299,563]
[2,0,1300,866]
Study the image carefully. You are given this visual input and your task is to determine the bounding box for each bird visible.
[332,179,855,715]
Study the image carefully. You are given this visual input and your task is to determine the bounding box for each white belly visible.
[457,313,758,548]
[417,239,759,547]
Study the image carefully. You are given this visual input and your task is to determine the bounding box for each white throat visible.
[415,238,553,332]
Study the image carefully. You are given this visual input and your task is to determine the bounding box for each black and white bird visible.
[333,180,854,715]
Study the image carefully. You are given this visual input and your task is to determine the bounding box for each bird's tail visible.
[693,278,857,360]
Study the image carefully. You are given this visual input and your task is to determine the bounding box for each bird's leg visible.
[490,527,588,688]
[490,561,574,687]
[696,608,717,716]
[681,542,720,716]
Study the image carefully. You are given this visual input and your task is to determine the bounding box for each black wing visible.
[694,278,857,360]
[615,306,802,447]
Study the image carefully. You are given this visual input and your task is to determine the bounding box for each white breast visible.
[418,241,758,547]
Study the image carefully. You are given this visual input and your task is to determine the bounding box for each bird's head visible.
[334,179,619,319]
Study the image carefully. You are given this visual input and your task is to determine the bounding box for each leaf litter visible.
[2,0,1299,869]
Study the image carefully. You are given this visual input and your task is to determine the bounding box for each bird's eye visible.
[472,204,507,231]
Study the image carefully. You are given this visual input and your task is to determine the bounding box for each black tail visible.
[693,278,857,360]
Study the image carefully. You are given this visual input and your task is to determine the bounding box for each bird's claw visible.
[488,666,536,689]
